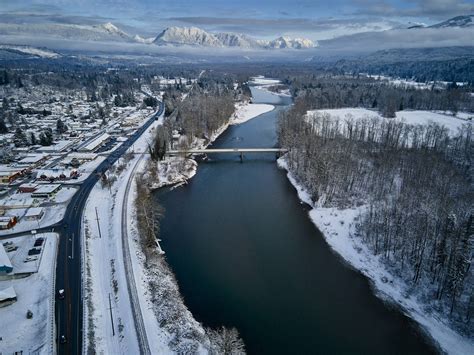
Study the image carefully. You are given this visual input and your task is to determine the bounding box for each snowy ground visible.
[364,74,469,90]
[231,102,274,125]
[0,187,78,236]
[0,233,58,354]
[277,157,474,355]
[309,108,471,137]
[83,96,271,353]
[249,76,291,97]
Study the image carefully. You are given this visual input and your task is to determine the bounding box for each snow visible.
[0,243,12,269]
[0,233,58,354]
[231,102,274,125]
[310,108,471,136]
[249,76,291,97]
[250,76,281,85]
[278,157,474,355]
[0,45,60,58]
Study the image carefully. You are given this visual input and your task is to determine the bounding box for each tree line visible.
[278,88,473,336]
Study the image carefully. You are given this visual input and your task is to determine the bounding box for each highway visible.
[55,101,164,355]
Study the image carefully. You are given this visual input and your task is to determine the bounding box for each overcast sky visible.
[0,0,473,40]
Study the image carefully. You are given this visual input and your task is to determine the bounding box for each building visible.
[36,140,75,153]
[0,287,16,307]
[0,244,13,274]
[31,184,61,198]
[19,183,39,193]
[0,171,21,184]
[0,216,17,230]
[78,133,111,152]
[24,207,44,221]
[15,154,49,168]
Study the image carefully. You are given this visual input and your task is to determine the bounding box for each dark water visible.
[155,88,436,354]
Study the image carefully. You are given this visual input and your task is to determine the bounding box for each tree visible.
[30,132,37,145]
[0,117,8,134]
[13,127,28,147]
[39,129,53,146]
[56,119,67,134]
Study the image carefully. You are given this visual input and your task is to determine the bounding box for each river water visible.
[154,87,436,354]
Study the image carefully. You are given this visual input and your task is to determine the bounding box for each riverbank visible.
[149,100,274,190]
[277,157,474,355]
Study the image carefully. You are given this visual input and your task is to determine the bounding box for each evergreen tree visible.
[0,117,8,134]
[13,127,28,147]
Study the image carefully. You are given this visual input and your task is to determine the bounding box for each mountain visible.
[95,22,131,40]
[265,36,315,49]
[429,15,474,28]
[0,44,60,59]
[0,22,138,43]
[153,26,222,47]
[153,26,316,49]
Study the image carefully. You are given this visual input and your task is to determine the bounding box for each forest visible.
[278,79,473,336]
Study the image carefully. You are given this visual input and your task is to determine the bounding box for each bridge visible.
[166,148,288,155]
[165,148,288,161]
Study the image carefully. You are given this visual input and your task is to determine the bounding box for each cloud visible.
[165,16,400,39]
[354,0,474,19]
[320,26,474,53]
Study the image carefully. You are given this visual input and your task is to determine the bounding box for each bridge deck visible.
[166,148,288,155]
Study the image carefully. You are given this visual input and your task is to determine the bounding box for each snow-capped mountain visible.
[264,36,316,49]
[95,22,131,40]
[429,15,474,28]
[215,33,259,48]
[153,27,222,47]
[153,26,316,49]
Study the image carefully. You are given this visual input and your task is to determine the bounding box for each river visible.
[154,87,436,354]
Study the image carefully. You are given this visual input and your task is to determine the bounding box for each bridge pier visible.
[240,152,243,163]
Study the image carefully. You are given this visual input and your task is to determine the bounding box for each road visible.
[120,153,151,355]
[55,101,163,355]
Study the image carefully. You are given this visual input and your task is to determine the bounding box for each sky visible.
[1,0,473,40]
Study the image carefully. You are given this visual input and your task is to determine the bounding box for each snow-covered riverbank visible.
[150,100,274,190]
[83,98,272,353]
[277,157,474,355]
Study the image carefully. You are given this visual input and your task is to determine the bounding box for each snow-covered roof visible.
[32,184,61,194]
[79,133,110,152]
[0,286,16,301]
[36,140,74,153]
[17,154,49,165]
[0,244,13,269]
[25,207,44,217]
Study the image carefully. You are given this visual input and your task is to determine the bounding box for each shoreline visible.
[122,98,275,351]
[277,156,474,355]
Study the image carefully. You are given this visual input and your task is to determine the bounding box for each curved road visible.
[55,102,163,354]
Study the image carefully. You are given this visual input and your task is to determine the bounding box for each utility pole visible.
[95,207,102,239]
[108,293,115,336]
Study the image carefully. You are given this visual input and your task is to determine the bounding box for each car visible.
[34,239,44,247]
[58,289,65,300]
[60,335,67,344]
[24,256,39,262]
[28,248,41,256]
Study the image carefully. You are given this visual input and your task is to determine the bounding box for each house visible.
[0,286,16,307]
[0,171,21,184]
[31,184,61,198]
[24,207,44,221]
[0,216,17,230]
[19,183,39,193]
[0,244,13,274]
[15,154,49,168]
